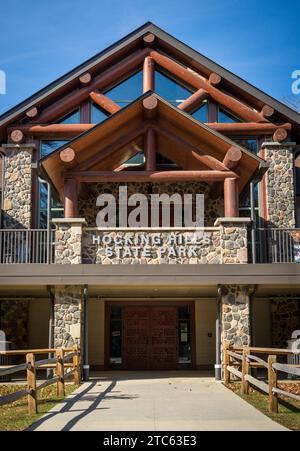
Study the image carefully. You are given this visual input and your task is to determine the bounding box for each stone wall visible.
[263,142,296,228]
[1,144,34,229]
[54,286,83,348]
[82,229,221,264]
[79,181,224,227]
[270,297,300,347]
[220,285,254,348]
[0,299,29,349]
[54,219,85,264]
[216,218,250,264]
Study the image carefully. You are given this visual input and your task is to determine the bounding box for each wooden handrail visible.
[223,341,300,413]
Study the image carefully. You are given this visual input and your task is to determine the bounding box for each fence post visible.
[241,347,250,395]
[73,346,80,385]
[268,355,278,413]
[223,341,230,384]
[26,353,37,415]
[56,348,65,397]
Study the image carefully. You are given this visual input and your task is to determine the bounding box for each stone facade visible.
[1,144,34,229]
[53,286,83,348]
[53,219,85,264]
[0,298,29,349]
[270,297,300,347]
[220,285,254,348]
[215,218,250,264]
[79,181,224,227]
[263,142,296,228]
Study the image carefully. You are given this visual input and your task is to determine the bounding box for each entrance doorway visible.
[106,302,195,370]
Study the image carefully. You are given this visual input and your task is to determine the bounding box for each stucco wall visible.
[88,299,105,368]
[252,298,271,347]
[28,299,50,349]
[195,299,216,367]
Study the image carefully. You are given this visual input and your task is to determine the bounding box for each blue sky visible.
[0,0,299,114]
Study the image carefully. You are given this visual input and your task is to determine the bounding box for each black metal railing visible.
[0,229,54,264]
[252,228,300,263]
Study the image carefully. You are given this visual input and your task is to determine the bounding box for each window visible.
[105,71,143,108]
[123,151,145,166]
[57,109,80,124]
[91,103,109,124]
[231,138,258,155]
[109,306,122,365]
[155,70,193,106]
[191,102,208,122]
[218,108,241,123]
[178,306,191,364]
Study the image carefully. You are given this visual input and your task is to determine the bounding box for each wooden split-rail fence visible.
[0,346,80,415]
[223,341,300,413]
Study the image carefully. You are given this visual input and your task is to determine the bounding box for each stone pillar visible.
[270,297,300,347]
[53,285,83,348]
[262,142,296,228]
[53,218,86,264]
[215,217,251,264]
[220,285,255,348]
[1,144,35,229]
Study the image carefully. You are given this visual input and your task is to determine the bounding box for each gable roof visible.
[1,22,300,141]
[40,92,267,198]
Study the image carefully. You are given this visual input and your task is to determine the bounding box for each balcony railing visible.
[252,228,300,263]
[0,229,54,264]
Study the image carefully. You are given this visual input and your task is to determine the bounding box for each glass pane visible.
[157,153,176,165]
[232,138,258,154]
[178,306,190,319]
[58,109,80,124]
[155,70,193,106]
[111,306,122,319]
[39,183,48,209]
[105,71,143,108]
[41,140,68,158]
[218,108,241,123]
[178,320,191,363]
[191,103,208,122]
[110,319,122,364]
[91,103,109,124]
[124,152,145,165]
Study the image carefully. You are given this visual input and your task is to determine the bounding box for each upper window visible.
[105,71,143,108]
[57,109,80,124]
[155,70,193,106]
[231,138,258,155]
[91,103,109,124]
[191,103,208,122]
[41,140,68,158]
[123,151,145,166]
[218,108,241,123]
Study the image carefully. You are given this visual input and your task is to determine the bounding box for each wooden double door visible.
[123,306,178,370]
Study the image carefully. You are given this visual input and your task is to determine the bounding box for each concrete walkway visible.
[30,372,287,431]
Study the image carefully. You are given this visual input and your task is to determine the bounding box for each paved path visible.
[30,372,287,431]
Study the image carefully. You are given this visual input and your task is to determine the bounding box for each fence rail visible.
[223,342,300,413]
[253,228,300,263]
[0,346,80,414]
[0,229,54,264]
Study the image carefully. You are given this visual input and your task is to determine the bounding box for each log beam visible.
[143,95,158,119]
[273,127,288,143]
[224,178,239,217]
[35,48,150,123]
[208,73,222,86]
[10,129,25,144]
[145,128,156,171]
[205,122,291,135]
[143,33,155,46]
[60,147,78,169]
[143,56,155,93]
[260,105,274,119]
[223,146,242,170]
[79,72,92,85]
[89,91,121,114]
[178,89,209,113]
[26,106,39,119]
[150,50,269,123]
[64,178,78,218]
[65,170,239,183]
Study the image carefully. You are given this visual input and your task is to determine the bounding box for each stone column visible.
[53,218,86,264]
[53,285,83,348]
[220,285,255,348]
[262,142,296,228]
[215,217,251,264]
[1,144,35,228]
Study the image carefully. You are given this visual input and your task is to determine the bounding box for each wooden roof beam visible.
[150,50,270,123]
[60,147,79,170]
[89,91,121,114]
[223,146,242,170]
[178,89,209,113]
[143,33,155,46]
[26,106,39,119]
[143,56,155,93]
[65,170,239,183]
[143,95,158,119]
[79,72,92,86]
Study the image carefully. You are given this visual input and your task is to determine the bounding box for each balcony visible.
[0,225,299,265]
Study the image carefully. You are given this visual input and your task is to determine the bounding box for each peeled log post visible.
[89,91,121,114]
[223,146,242,170]
[178,89,209,112]
[64,178,78,218]
[79,72,92,85]
[206,122,291,135]
[145,128,156,171]
[224,178,239,217]
[143,56,155,93]
[143,33,155,46]
[60,147,78,169]
[208,73,222,86]
[143,95,158,119]
[273,127,288,143]
[26,106,39,119]
[10,129,24,144]
[150,50,269,123]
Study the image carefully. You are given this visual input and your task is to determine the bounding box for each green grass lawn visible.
[226,382,300,431]
[0,383,77,431]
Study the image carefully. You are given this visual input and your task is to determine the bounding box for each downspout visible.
[215,286,223,381]
[83,285,89,381]
[47,285,55,379]
[0,150,5,229]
